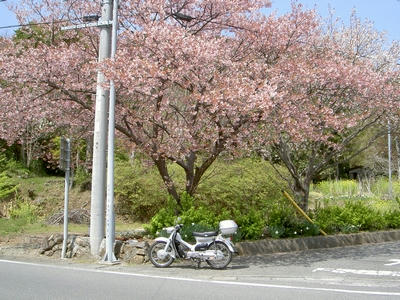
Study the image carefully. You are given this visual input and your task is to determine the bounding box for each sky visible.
[0,0,400,41]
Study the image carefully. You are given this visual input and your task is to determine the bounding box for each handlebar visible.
[175,224,183,230]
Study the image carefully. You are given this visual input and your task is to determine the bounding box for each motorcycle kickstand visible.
[196,260,201,269]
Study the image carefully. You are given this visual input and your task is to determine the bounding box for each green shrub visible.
[0,151,30,178]
[0,217,31,234]
[72,166,91,191]
[234,208,266,240]
[370,177,400,199]
[383,210,400,228]
[196,158,288,214]
[145,193,219,236]
[9,199,38,224]
[117,157,288,226]
[146,192,266,241]
[0,171,18,201]
[314,201,386,234]
[114,159,168,221]
[265,203,320,238]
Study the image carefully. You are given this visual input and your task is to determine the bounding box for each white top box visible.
[219,220,238,235]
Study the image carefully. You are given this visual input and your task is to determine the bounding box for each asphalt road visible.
[1,241,400,299]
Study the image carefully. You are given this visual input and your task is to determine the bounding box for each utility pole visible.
[103,0,119,263]
[90,0,113,256]
[61,0,113,256]
[388,121,393,199]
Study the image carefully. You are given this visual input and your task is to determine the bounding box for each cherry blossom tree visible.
[250,7,400,210]
[2,1,398,213]
[0,0,275,208]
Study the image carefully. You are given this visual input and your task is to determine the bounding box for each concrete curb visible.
[236,230,400,256]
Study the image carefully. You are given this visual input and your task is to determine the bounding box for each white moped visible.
[149,220,238,269]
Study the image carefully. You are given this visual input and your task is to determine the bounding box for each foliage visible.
[234,208,266,240]
[196,158,288,213]
[383,210,400,229]
[0,151,30,178]
[266,203,320,238]
[0,172,18,201]
[72,166,91,192]
[371,178,400,198]
[313,180,359,199]
[313,201,386,234]
[146,191,267,241]
[255,10,400,210]
[311,179,400,210]
[9,198,38,224]
[114,159,168,221]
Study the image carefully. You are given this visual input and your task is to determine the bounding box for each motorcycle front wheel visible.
[206,241,232,269]
[149,241,174,268]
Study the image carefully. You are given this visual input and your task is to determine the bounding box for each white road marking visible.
[1,259,400,297]
[385,259,400,266]
[313,267,400,277]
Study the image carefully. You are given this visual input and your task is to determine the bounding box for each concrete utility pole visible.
[90,0,113,256]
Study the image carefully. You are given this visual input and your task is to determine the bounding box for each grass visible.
[1,173,144,239]
[0,219,144,239]
[310,178,400,211]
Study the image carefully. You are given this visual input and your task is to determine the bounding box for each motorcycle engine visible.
[187,250,222,260]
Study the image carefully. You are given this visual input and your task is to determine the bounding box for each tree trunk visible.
[185,153,219,196]
[153,156,181,213]
[291,179,310,212]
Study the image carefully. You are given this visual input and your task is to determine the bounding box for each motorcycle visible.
[149,220,238,269]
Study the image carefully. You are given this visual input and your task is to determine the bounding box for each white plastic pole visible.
[103,0,118,263]
[61,138,71,259]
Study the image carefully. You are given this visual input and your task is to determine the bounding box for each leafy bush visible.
[115,157,288,226]
[9,199,38,224]
[72,166,91,191]
[266,203,320,238]
[145,193,217,236]
[114,159,169,221]
[196,158,288,214]
[146,192,266,241]
[314,201,386,234]
[0,151,30,178]
[0,171,18,201]
[383,210,400,228]
[234,208,266,240]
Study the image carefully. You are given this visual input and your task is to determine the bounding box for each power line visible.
[0,18,82,31]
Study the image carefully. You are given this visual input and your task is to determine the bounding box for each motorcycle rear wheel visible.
[149,241,174,268]
[206,241,232,269]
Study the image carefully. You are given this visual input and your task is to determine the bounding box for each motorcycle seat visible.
[192,231,218,237]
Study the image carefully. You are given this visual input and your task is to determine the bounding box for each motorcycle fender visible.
[154,237,170,243]
[154,237,176,258]
[216,237,237,253]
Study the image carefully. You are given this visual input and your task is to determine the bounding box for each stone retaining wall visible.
[39,229,151,263]
[236,230,400,256]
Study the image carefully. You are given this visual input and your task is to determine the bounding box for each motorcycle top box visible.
[219,220,238,235]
